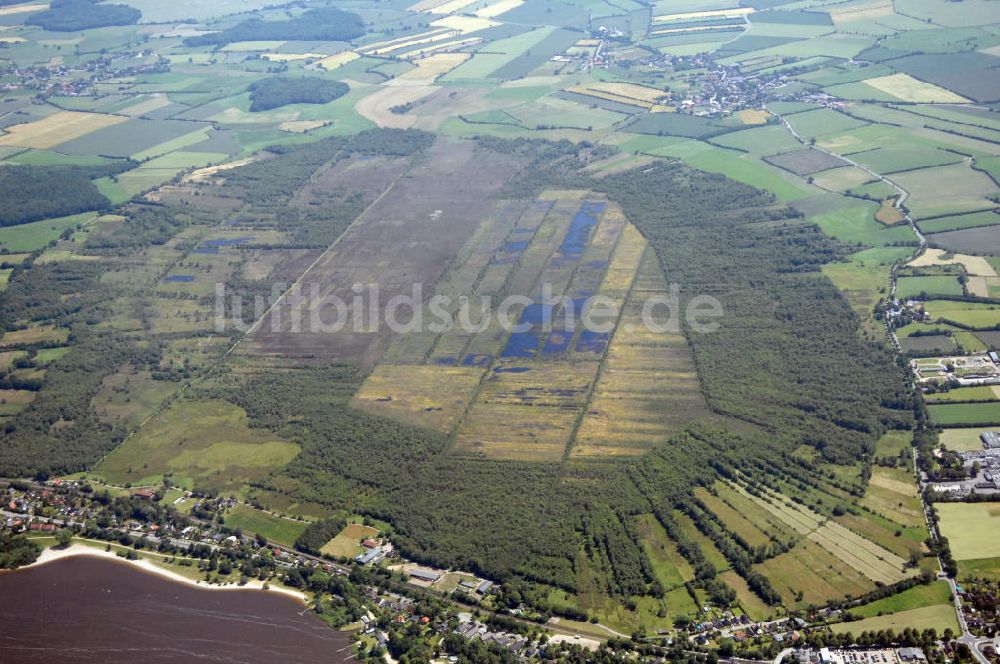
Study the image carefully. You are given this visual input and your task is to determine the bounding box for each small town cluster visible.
[3,477,1000,664]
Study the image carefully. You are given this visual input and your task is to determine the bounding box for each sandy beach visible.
[19,544,310,603]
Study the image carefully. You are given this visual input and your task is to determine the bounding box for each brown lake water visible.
[0,555,355,663]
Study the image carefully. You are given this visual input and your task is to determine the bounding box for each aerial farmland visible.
[0,0,998,657]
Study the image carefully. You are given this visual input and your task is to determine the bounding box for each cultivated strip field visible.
[0,111,128,149]
[734,481,914,587]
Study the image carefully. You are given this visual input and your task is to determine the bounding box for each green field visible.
[0,212,97,253]
[96,398,300,493]
[924,301,1000,329]
[937,503,1000,561]
[634,514,693,590]
[928,402,1000,426]
[848,580,952,618]
[957,557,1000,580]
[924,386,998,403]
[224,504,308,547]
[939,427,993,451]
[785,108,868,140]
[830,604,960,635]
[812,205,916,246]
[896,276,964,299]
[874,430,911,457]
[918,211,1000,234]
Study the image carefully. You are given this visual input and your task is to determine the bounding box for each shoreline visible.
[10,544,310,603]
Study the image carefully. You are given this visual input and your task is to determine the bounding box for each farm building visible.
[408,568,442,582]
[356,548,386,565]
[982,432,1000,449]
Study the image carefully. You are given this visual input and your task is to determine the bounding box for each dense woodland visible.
[0,163,129,226]
[295,517,348,555]
[0,531,40,569]
[249,77,349,112]
[184,8,365,47]
[26,0,141,31]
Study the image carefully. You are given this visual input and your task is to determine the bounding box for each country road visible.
[769,107,926,352]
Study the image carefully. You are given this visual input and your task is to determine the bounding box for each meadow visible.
[830,604,960,635]
[936,503,1000,561]
[928,402,1000,426]
[918,211,1000,234]
[224,504,309,548]
[96,398,301,494]
[320,523,380,559]
[939,427,994,451]
[895,275,964,299]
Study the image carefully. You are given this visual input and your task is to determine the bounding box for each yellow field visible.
[320,523,379,559]
[738,481,913,584]
[0,389,36,406]
[220,41,286,52]
[735,483,824,535]
[474,0,524,17]
[352,364,484,431]
[363,30,459,56]
[654,7,752,21]
[0,3,47,17]
[316,50,361,70]
[408,0,449,10]
[937,502,1000,560]
[183,157,259,183]
[566,82,665,109]
[876,198,904,225]
[0,36,25,44]
[756,540,875,608]
[863,73,969,104]
[0,325,69,347]
[397,37,481,60]
[829,0,894,23]
[737,109,770,125]
[426,0,479,13]
[395,53,471,82]
[598,222,646,295]
[452,403,579,461]
[808,521,913,585]
[592,82,664,103]
[0,111,127,149]
[119,94,172,117]
[907,248,996,276]
[432,15,498,32]
[967,276,1000,297]
[354,84,439,128]
[564,219,709,458]
[452,360,598,461]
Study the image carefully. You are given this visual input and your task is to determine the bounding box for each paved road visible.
[939,573,991,664]
[770,107,926,353]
